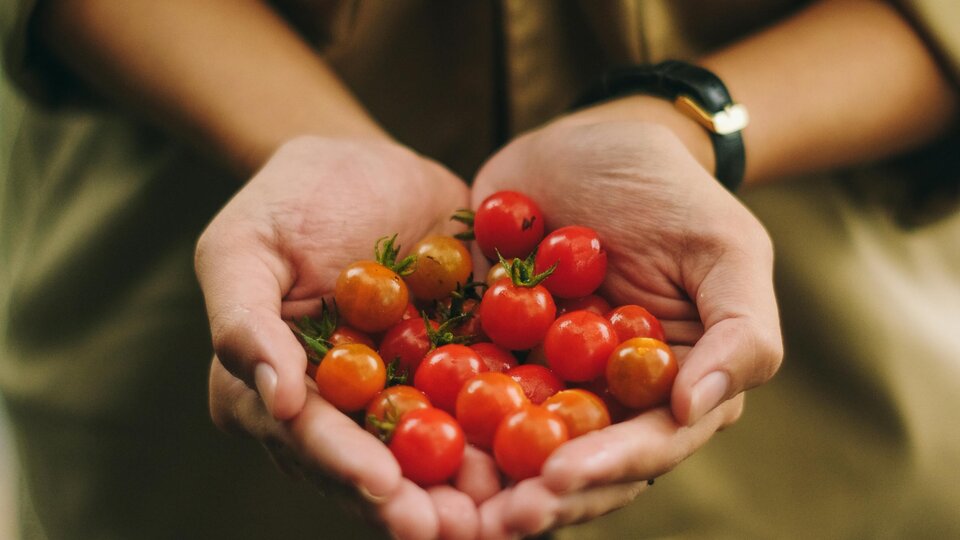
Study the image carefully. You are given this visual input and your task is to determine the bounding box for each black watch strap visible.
[575,61,748,191]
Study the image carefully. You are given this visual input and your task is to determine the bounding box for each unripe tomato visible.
[314,343,386,412]
[606,337,678,410]
[542,389,611,438]
[335,261,409,333]
[404,235,473,300]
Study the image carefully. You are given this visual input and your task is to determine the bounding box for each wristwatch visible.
[575,61,749,192]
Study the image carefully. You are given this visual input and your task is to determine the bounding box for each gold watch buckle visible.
[674,95,749,135]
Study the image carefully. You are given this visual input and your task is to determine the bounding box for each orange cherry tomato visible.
[605,337,677,410]
[494,405,569,482]
[314,343,386,412]
[404,235,473,300]
[455,372,528,450]
[542,389,611,438]
[365,385,432,438]
[335,261,409,333]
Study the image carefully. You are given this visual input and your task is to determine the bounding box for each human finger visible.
[430,485,480,540]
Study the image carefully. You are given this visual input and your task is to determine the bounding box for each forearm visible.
[703,0,958,184]
[36,0,386,174]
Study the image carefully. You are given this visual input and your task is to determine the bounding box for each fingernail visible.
[356,484,388,505]
[688,371,729,425]
[254,363,278,415]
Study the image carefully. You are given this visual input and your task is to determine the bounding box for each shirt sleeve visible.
[896,0,960,87]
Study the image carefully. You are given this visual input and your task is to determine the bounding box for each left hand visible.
[471,103,783,537]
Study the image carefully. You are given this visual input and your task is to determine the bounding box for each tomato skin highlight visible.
[389,408,465,487]
[474,191,545,260]
[544,310,619,382]
[455,372,529,450]
[606,305,666,343]
[606,337,678,410]
[335,261,409,333]
[365,385,432,437]
[414,344,489,414]
[542,389,611,438]
[378,317,440,377]
[480,279,556,351]
[314,343,387,412]
[534,226,607,299]
[493,405,569,482]
[469,342,519,373]
[404,235,473,301]
[506,364,565,405]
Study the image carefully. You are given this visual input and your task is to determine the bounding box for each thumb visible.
[195,231,307,420]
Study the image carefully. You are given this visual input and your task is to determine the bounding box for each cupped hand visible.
[196,136,485,539]
[471,111,783,536]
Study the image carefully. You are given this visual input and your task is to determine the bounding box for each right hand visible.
[196,136,488,539]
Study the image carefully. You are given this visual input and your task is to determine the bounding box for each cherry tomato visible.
[414,344,488,413]
[455,372,528,450]
[485,263,509,286]
[507,364,565,404]
[305,325,375,379]
[379,317,440,377]
[493,405,569,481]
[335,261,409,333]
[574,377,632,423]
[556,294,612,316]
[389,407,465,486]
[365,385,432,437]
[544,310,619,382]
[314,343,386,412]
[542,389,611,438]
[480,279,555,350]
[404,235,473,300]
[401,302,420,321]
[606,337,678,410]
[474,191,545,260]
[534,226,607,299]
[469,342,519,373]
[606,305,666,343]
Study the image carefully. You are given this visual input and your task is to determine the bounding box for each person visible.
[1,1,957,539]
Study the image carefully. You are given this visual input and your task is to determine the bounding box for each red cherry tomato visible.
[480,279,556,350]
[534,226,607,299]
[414,344,488,414]
[335,261,409,333]
[542,389,611,438]
[606,337,678,410]
[606,305,666,343]
[507,364,565,404]
[401,302,420,321]
[469,342,519,373]
[556,294,612,317]
[404,235,473,300]
[493,405,569,481]
[314,343,386,412]
[544,310,619,382]
[474,191,545,260]
[378,317,440,377]
[455,372,529,450]
[365,385,432,437]
[389,407,465,486]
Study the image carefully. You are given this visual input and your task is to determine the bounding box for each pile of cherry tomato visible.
[293,191,678,486]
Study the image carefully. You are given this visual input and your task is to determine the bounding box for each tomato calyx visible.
[375,234,417,276]
[295,299,339,363]
[366,396,403,443]
[450,208,475,241]
[423,311,473,348]
[497,250,557,288]
[385,358,409,387]
[433,277,486,329]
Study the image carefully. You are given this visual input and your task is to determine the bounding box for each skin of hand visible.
[196,135,490,539]
[470,112,783,538]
